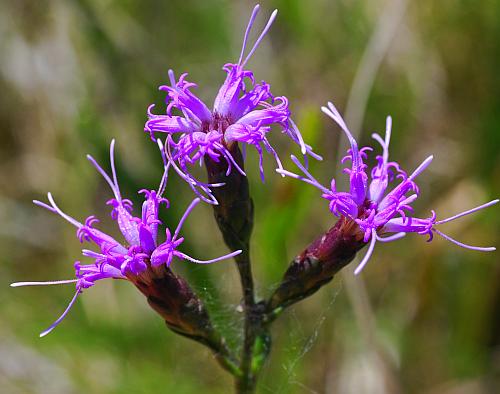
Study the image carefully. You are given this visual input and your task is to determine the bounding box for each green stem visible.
[197,330,242,377]
[235,250,257,393]
[234,252,272,394]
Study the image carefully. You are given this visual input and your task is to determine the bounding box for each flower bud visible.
[129,264,214,341]
[267,217,366,315]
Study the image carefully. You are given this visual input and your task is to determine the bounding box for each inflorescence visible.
[11,140,241,336]
[145,5,320,204]
[11,4,497,338]
[278,102,498,274]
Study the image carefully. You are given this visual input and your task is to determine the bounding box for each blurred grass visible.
[0,0,499,393]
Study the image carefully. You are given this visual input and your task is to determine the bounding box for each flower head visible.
[11,140,241,336]
[145,5,320,204]
[278,102,498,275]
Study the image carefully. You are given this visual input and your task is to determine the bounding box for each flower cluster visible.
[145,5,319,204]
[278,102,498,274]
[12,4,497,341]
[11,140,241,336]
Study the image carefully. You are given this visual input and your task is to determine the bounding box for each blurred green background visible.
[1,0,499,393]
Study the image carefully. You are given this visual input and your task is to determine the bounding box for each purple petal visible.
[213,64,254,117]
[139,224,156,254]
[163,70,211,123]
[213,6,277,116]
[230,81,272,119]
[321,102,367,205]
[382,216,433,234]
[233,97,289,128]
[145,108,198,138]
[108,200,140,246]
[368,116,393,202]
[378,156,433,212]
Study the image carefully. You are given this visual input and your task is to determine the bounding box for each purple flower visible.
[11,140,241,337]
[278,101,498,275]
[145,5,320,204]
